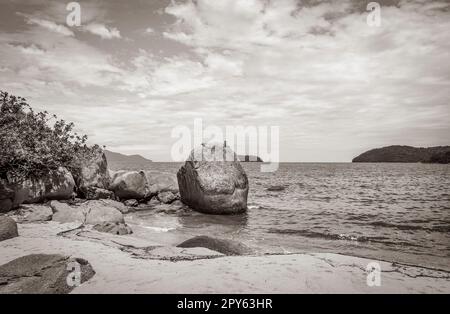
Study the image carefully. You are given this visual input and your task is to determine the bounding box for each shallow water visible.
[126,162,450,270]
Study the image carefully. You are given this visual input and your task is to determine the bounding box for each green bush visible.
[0,90,99,182]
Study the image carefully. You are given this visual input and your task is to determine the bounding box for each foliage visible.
[0,90,99,182]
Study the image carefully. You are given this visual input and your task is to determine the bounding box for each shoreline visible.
[1,221,449,294]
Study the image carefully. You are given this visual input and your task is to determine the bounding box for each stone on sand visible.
[177,235,253,256]
[0,254,95,294]
[16,204,53,222]
[0,216,18,242]
[50,201,85,224]
[50,200,124,225]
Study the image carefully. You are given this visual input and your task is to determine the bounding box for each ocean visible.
[125,162,450,271]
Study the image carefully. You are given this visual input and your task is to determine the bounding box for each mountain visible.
[238,155,263,162]
[104,150,153,170]
[352,145,450,163]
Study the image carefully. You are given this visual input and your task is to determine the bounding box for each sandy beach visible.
[1,221,448,294]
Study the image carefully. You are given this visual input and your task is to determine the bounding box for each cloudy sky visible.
[0,0,449,161]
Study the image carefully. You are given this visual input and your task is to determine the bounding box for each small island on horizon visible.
[352,145,450,164]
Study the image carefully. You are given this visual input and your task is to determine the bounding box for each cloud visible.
[17,13,74,36]
[2,0,449,161]
[83,23,121,39]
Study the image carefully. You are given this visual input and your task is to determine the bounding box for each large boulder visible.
[0,254,95,294]
[10,167,75,208]
[109,171,148,200]
[0,216,18,242]
[72,148,110,199]
[176,143,249,214]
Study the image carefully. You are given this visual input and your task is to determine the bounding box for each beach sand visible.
[0,221,449,294]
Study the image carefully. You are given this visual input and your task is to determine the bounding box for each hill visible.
[352,145,450,163]
[104,150,153,170]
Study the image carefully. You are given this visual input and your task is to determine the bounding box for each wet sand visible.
[0,221,449,293]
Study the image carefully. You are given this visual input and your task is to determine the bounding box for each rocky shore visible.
[1,144,449,293]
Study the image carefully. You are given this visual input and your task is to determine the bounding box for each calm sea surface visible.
[125,162,450,270]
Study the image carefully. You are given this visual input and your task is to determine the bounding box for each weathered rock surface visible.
[73,148,110,199]
[81,200,125,225]
[0,254,95,294]
[0,216,18,242]
[109,171,148,200]
[93,222,133,235]
[50,200,124,225]
[157,191,178,204]
[0,167,75,211]
[0,181,14,213]
[143,171,179,195]
[50,201,85,224]
[84,187,114,200]
[16,204,53,222]
[177,143,249,214]
[177,235,253,256]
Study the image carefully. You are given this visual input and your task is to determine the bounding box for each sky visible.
[0,0,449,162]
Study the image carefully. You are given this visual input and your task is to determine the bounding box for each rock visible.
[81,200,124,225]
[16,204,53,222]
[177,235,253,256]
[124,199,139,207]
[84,187,115,200]
[0,254,95,294]
[177,143,249,214]
[50,200,124,225]
[157,191,178,204]
[95,199,129,214]
[0,198,13,213]
[50,201,85,224]
[267,185,286,192]
[143,171,179,195]
[12,167,75,207]
[93,222,133,235]
[153,202,184,214]
[72,148,110,198]
[0,216,18,242]
[109,171,148,200]
[0,181,14,213]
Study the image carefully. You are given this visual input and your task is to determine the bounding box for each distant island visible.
[238,155,264,162]
[352,145,450,163]
[104,150,153,170]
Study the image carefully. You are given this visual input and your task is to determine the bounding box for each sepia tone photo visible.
[0,0,449,297]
